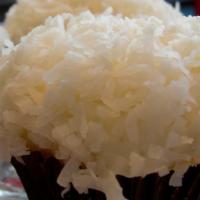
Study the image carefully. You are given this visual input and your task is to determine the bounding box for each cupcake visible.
[5,0,182,43]
[0,10,200,200]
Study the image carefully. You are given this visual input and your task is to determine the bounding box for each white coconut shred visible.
[0,11,200,200]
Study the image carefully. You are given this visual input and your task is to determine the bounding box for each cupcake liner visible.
[11,152,200,200]
[11,152,105,200]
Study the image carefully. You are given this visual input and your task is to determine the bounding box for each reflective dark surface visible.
[0,161,27,200]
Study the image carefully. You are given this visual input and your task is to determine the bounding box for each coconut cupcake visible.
[5,0,183,43]
[0,10,200,200]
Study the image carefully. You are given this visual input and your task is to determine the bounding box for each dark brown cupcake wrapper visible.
[11,152,200,200]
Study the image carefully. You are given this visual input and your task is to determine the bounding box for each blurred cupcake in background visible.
[5,0,183,43]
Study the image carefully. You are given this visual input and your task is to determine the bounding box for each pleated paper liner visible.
[11,152,200,200]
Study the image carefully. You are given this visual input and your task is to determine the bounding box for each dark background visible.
[0,0,197,22]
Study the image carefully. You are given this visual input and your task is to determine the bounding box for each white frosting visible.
[5,0,182,42]
[0,11,200,200]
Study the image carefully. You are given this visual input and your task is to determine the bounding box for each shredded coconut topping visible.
[0,11,200,200]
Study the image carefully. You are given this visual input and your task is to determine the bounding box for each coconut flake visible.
[0,10,200,200]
